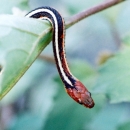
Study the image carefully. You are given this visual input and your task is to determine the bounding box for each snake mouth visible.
[79,93,95,108]
[84,99,95,108]
[78,98,95,108]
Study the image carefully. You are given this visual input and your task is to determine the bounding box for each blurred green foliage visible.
[0,0,130,130]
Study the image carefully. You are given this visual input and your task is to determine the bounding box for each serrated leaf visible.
[93,45,130,103]
[0,15,52,99]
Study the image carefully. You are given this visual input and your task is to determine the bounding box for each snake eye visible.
[0,65,3,73]
[88,92,91,97]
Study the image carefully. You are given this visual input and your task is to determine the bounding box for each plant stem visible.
[39,55,54,63]
[66,0,126,28]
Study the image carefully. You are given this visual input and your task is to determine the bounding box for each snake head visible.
[66,80,94,108]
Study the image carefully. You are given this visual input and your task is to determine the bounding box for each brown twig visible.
[38,55,55,63]
[66,0,126,28]
[39,0,126,62]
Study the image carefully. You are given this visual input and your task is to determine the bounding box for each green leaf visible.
[0,15,52,99]
[93,45,130,103]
